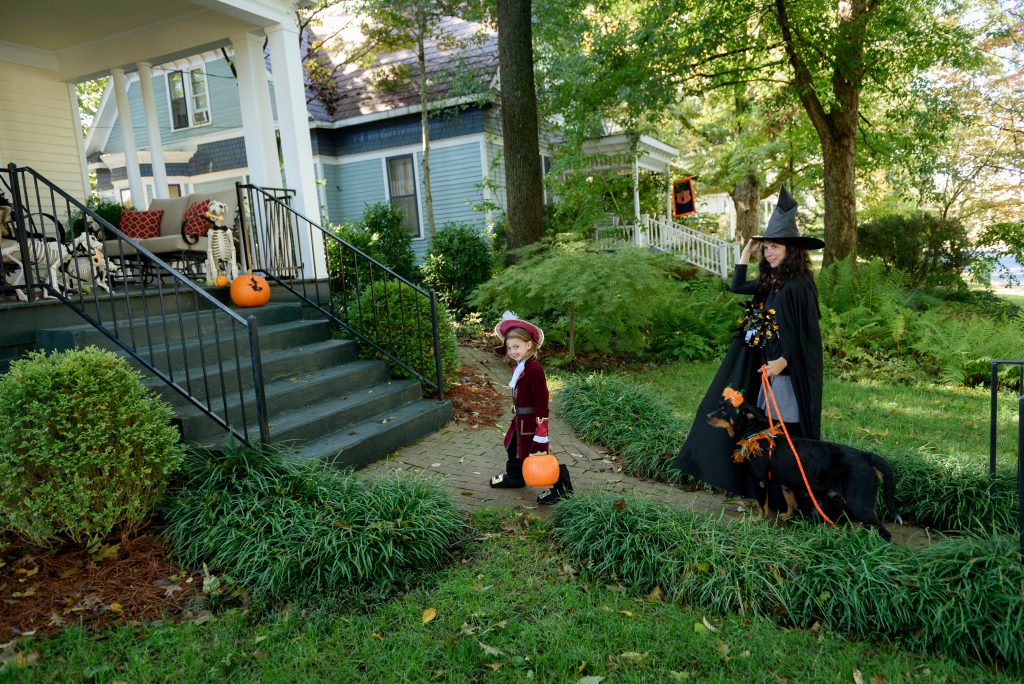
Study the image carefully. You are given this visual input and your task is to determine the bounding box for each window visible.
[119,188,132,208]
[541,155,555,205]
[167,67,211,131]
[386,155,420,238]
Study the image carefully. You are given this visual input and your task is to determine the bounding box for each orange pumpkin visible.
[522,452,559,487]
[230,273,271,308]
[215,274,229,287]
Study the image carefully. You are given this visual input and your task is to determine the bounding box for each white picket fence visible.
[592,215,740,279]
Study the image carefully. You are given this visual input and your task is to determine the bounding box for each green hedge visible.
[556,372,1019,535]
[553,491,1024,671]
[161,444,466,607]
[555,372,690,484]
[0,347,185,546]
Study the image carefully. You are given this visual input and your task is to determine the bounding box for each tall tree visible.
[497,0,545,257]
[359,0,490,238]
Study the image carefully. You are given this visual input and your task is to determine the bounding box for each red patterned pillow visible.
[182,199,211,237]
[118,209,163,239]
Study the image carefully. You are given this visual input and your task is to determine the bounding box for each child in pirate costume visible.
[488,312,574,505]
[675,186,824,513]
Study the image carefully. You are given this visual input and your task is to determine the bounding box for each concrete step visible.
[292,398,454,470]
[34,302,309,353]
[267,378,424,444]
[38,317,334,368]
[177,361,400,444]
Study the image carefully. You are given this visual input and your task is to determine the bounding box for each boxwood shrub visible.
[0,347,185,546]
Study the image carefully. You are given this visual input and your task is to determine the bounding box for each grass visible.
[8,510,1017,683]
[632,360,1022,470]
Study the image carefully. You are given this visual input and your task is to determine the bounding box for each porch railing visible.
[235,183,445,400]
[988,360,1024,557]
[637,215,740,279]
[1,164,269,445]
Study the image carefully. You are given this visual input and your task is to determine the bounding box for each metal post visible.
[247,315,271,444]
[1018,391,1023,558]
[990,362,999,484]
[429,289,445,402]
[7,164,36,302]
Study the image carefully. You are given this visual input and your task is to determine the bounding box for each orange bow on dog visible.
[722,387,744,408]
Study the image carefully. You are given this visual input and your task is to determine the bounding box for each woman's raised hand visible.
[739,239,758,265]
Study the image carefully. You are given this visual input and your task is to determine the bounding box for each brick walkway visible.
[360,346,933,546]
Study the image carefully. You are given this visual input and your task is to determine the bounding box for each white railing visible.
[636,215,740,280]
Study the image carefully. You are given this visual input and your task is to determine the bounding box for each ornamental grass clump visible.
[0,347,185,546]
[161,444,466,606]
[552,491,1024,671]
[556,372,691,483]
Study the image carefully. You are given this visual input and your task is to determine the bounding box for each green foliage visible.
[350,280,459,388]
[0,347,185,546]
[974,220,1024,288]
[553,491,1024,670]
[471,246,677,356]
[161,443,466,607]
[649,273,736,362]
[326,203,416,282]
[563,366,1019,535]
[420,222,493,313]
[542,166,665,236]
[556,373,690,483]
[70,196,123,237]
[857,212,972,288]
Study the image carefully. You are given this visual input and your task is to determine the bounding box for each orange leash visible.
[760,367,835,526]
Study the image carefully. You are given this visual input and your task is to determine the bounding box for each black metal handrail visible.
[989,360,1024,557]
[2,164,269,445]
[236,183,445,400]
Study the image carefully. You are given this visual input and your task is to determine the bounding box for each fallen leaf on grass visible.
[478,641,503,656]
[11,583,40,598]
[4,650,40,669]
[162,584,183,598]
[646,585,664,602]
[702,616,719,632]
[91,543,120,562]
[578,677,603,684]
[619,610,634,618]
[372,633,384,641]
[716,640,730,659]
[486,662,501,672]
[853,669,864,684]
[421,607,437,624]
[14,566,39,578]
[619,652,647,661]
[109,603,124,614]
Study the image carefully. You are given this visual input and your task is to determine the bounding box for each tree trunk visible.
[731,173,760,242]
[497,0,544,263]
[821,133,858,267]
[417,28,436,238]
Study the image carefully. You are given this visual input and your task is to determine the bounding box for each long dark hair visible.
[757,243,813,292]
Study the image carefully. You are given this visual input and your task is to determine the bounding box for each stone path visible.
[360,346,934,546]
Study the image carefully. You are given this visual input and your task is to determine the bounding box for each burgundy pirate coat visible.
[503,356,550,460]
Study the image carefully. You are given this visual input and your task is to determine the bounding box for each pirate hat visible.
[493,311,544,355]
[752,185,824,250]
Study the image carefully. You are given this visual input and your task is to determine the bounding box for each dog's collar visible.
[731,427,780,464]
[209,225,230,231]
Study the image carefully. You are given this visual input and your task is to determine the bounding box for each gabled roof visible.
[304,13,498,125]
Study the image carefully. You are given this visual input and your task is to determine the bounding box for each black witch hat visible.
[752,185,824,250]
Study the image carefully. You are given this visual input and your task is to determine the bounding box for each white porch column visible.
[266,21,325,279]
[632,157,641,224]
[111,68,144,208]
[137,63,168,199]
[231,32,282,188]
[665,173,672,220]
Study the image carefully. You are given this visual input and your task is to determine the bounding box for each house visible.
[0,1,452,464]
[88,13,502,259]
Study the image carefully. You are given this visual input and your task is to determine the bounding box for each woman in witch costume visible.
[674,185,824,503]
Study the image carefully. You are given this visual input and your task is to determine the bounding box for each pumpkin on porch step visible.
[230,273,271,307]
[522,452,559,487]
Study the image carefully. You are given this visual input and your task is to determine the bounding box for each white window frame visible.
[384,154,422,240]
[166,67,212,131]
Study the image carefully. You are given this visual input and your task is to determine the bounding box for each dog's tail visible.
[867,453,903,526]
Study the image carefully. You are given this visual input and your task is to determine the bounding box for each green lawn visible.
[8,511,1016,683]
[630,360,1022,470]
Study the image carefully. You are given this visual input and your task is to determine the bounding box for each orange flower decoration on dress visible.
[722,387,745,408]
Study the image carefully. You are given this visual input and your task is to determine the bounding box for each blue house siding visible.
[106,58,245,153]
[324,158,386,225]
[421,143,483,229]
[315,107,487,158]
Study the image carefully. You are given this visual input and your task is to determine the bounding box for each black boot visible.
[489,459,526,488]
[537,465,574,504]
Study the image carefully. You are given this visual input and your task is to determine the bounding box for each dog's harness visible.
[731,427,780,465]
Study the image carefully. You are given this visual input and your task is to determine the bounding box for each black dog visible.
[707,397,902,540]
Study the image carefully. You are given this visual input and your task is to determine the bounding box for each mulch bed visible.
[0,532,200,640]
[447,365,507,428]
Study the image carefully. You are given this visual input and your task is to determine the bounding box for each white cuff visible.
[533,436,549,444]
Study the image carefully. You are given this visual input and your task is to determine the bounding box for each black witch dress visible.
[673,264,823,497]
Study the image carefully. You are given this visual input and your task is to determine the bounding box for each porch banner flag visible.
[673,177,696,217]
